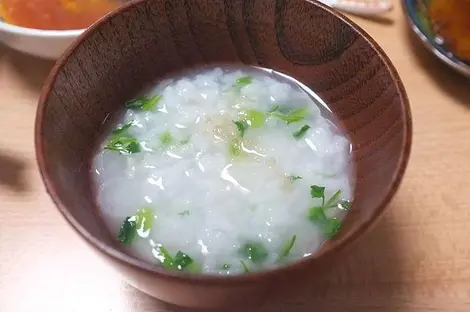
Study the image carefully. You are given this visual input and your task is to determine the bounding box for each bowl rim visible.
[35,0,412,285]
[401,0,470,78]
[0,20,84,37]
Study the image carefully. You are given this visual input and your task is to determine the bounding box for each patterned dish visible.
[402,0,470,78]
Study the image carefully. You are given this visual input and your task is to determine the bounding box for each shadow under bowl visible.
[35,0,412,308]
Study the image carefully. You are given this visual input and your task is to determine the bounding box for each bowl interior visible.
[36,0,411,280]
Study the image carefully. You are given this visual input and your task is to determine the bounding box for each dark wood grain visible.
[35,0,412,308]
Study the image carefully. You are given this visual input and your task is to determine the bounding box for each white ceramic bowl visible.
[0,20,84,60]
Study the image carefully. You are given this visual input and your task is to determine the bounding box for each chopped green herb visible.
[235,76,252,87]
[178,210,190,216]
[154,247,199,272]
[112,120,134,135]
[142,95,162,111]
[338,200,351,211]
[308,206,328,223]
[309,206,343,239]
[222,264,231,270]
[240,260,250,273]
[125,95,162,111]
[269,107,309,124]
[244,110,266,128]
[125,98,144,109]
[154,245,175,269]
[118,207,154,243]
[229,138,243,157]
[174,251,194,270]
[268,105,280,113]
[288,175,302,183]
[293,124,311,139]
[135,207,153,235]
[159,131,173,146]
[232,110,266,138]
[279,235,296,259]
[324,190,351,211]
[324,218,342,238]
[325,190,342,208]
[105,136,141,155]
[239,242,268,264]
[118,217,137,245]
[307,186,349,239]
[180,136,191,145]
[187,262,202,273]
[233,120,250,138]
[105,121,141,155]
[310,185,325,200]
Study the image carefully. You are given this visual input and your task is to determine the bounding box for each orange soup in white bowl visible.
[0,0,122,59]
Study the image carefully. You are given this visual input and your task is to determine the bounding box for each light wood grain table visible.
[1,5,469,312]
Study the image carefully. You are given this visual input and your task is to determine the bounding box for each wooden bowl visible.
[35,0,412,308]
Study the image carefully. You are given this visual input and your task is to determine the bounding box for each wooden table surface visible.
[1,4,469,312]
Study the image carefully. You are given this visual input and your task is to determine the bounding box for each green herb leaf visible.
[105,136,141,155]
[159,131,173,146]
[310,185,325,200]
[229,138,243,157]
[338,200,351,211]
[135,207,153,236]
[235,76,252,87]
[154,245,175,269]
[293,124,311,139]
[174,251,194,270]
[142,95,162,111]
[187,262,202,273]
[178,210,190,216]
[307,187,348,239]
[180,136,191,145]
[239,242,268,264]
[222,263,231,270]
[279,235,296,259]
[118,217,137,245]
[324,190,351,211]
[308,206,328,223]
[244,110,266,128]
[154,247,199,272]
[324,218,342,238]
[287,175,302,183]
[112,120,134,135]
[125,95,162,111]
[325,190,342,208]
[240,260,250,273]
[106,121,141,155]
[268,105,280,113]
[269,107,309,124]
[233,120,250,138]
[125,98,144,109]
